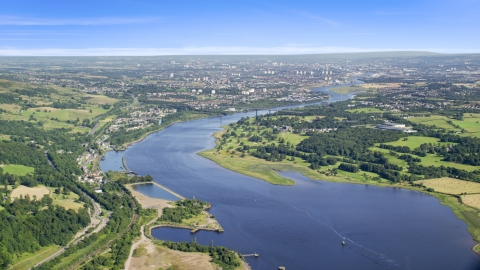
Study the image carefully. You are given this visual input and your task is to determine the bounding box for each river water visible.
[101,81,480,269]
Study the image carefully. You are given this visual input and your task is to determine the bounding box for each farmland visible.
[11,185,50,200]
[415,178,480,195]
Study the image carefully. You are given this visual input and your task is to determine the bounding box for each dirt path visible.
[125,225,148,270]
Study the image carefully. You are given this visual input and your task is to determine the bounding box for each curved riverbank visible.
[102,78,480,269]
[199,118,480,252]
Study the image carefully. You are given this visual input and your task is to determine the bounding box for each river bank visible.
[101,75,480,268]
[199,122,480,253]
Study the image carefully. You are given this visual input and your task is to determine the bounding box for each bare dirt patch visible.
[126,184,173,215]
[415,177,480,195]
[129,244,214,270]
[11,185,50,200]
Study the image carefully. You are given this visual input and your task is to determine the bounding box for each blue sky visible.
[0,0,479,55]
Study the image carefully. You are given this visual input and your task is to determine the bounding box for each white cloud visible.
[0,15,159,26]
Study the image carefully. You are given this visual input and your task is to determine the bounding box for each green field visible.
[408,114,480,137]
[10,245,61,270]
[452,114,480,137]
[382,136,454,150]
[371,139,478,172]
[0,79,117,133]
[47,187,84,211]
[408,115,459,130]
[1,164,34,175]
[347,107,384,113]
[368,147,409,169]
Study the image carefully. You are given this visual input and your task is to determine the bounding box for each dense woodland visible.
[0,198,90,268]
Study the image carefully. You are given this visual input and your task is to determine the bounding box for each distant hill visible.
[0,51,462,64]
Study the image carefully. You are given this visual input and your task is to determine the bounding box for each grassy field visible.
[200,150,295,185]
[382,136,454,150]
[372,145,478,172]
[11,185,50,200]
[0,79,117,133]
[347,107,384,113]
[408,114,480,137]
[10,245,61,270]
[200,126,393,186]
[303,115,325,121]
[48,187,84,211]
[368,147,409,169]
[0,103,21,113]
[415,178,480,195]
[10,185,83,210]
[1,164,34,175]
[83,94,119,105]
[452,113,480,137]
[420,154,479,171]
[408,115,459,130]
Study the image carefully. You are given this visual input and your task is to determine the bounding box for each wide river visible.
[101,82,480,269]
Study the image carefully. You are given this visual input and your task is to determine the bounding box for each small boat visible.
[342,241,346,246]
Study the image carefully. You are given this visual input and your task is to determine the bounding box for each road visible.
[88,122,100,136]
[68,190,139,270]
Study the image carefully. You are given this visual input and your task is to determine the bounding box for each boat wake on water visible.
[270,196,402,268]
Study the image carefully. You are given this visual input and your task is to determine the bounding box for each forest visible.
[0,196,90,269]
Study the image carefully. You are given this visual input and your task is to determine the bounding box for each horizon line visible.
[0,47,478,57]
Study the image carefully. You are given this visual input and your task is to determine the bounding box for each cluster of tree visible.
[33,183,138,270]
[52,101,81,109]
[0,141,48,167]
[15,87,58,97]
[437,136,480,166]
[398,154,421,163]
[163,241,241,269]
[159,199,208,223]
[359,162,415,182]
[408,163,480,182]
[297,128,406,157]
[111,174,154,185]
[0,196,90,269]
[0,93,19,104]
[338,163,359,173]
[378,143,411,153]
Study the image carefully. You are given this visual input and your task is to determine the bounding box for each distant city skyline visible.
[1,0,479,56]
